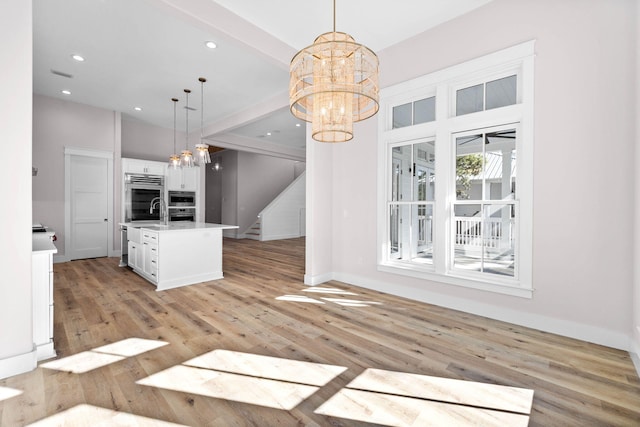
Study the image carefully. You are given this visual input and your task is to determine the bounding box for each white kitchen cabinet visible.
[128,241,140,271]
[127,227,142,271]
[32,239,57,361]
[142,229,159,282]
[122,158,166,176]
[166,166,199,191]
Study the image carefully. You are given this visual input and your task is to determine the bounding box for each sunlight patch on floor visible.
[137,350,347,410]
[275,295,325,304]
[138,365,318,410]
[315,389,530,427]
[315,368,534,426]
[184,349,347,386]
[93,337,169,357]
[26,403,187,426]
[0,386,22,402]
[40,338,168,374]
[277,286,383,307]
[302,287,358,295]
[40,351,125,374]
[320,298,383,307]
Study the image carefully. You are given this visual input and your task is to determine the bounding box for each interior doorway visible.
[64,148,114,260]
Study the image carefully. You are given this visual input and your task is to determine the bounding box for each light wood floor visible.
[1,237,639,426]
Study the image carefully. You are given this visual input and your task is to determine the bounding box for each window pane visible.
[456,134,484,200]
[391,145,411,202]
[453,204,482,272]
[453,203,515,277]
[389,204,401,259]
[482,204,515,277]
[392,102,412,128]
[456,83,483,116]
[413,142,435,202]
[486,75,516,110]
[413,97,435,124]
[411,204,433,264]
[484,129,516,201]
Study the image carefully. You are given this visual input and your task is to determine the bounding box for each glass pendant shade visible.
[195,77,211,165]
[196,143,211,164]
[168,97,180,169]
[180,149,194,167]
[290,30,379,143]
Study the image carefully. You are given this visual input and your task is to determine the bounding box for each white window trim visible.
[377,41,535,298]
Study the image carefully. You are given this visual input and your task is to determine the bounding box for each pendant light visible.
[180,88,195,167]
[289,0,379,143]
[195,77,211,165]
[168,97,180,169]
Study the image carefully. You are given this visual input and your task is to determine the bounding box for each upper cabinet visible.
[122,158,166,176]
[167,167,199,191]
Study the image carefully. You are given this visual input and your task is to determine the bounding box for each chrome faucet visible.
[150,197,168,224]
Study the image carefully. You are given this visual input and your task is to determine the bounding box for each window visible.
[378,41,534,298]
[392,96,436,128]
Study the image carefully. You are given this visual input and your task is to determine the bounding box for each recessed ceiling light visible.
[71,54,85,62]
[204,41,217,49]
[134,107,143,111]
[266,132,272,136]
[296,123,301,127]
[61,90,71,95]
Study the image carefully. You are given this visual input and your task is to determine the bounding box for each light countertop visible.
[33,233,58,254]
[120,222,238,233]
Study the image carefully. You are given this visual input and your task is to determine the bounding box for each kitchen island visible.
[121,222,238,291]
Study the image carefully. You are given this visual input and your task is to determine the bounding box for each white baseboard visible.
[311,270,632,352]
[0,347,37,380]
[304,272,334,286]
[261,233,301,241]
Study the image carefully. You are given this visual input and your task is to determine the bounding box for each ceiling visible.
[32,0,493,157]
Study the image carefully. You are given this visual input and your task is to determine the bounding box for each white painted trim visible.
[328,271,630,351]
[378,265,532,299]
[64,147,115,260]
[0,346,37,380]
[304,272,334,286]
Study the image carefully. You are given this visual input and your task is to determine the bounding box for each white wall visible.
[33,95,122,259]
[0,0,34,378]
[634,0,640,358]
[121,118,185,162]
[205,150,304,234]
[236,152,301,234]
[308,0,637,350]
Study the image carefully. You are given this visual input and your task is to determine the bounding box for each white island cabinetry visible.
[123,222,238,291]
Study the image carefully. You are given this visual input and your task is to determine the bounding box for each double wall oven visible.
[168,191,196,222]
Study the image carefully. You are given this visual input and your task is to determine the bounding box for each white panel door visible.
[70,155,109,259]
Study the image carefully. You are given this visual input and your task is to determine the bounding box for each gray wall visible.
[121,118,185,162]
[308,0,638,350]
[32,95,122,259]
[205,150,305,235]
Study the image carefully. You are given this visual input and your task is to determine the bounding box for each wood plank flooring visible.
[1,237,639,426]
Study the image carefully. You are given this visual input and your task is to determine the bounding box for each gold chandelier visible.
[289,0,379,143]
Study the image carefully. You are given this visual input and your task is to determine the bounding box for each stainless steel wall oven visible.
[124,173,164,222]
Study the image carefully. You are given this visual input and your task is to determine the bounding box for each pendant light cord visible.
[184,89,190,150]
[199,77,206,141]
[172,98,178,153]
[333,0,336,32]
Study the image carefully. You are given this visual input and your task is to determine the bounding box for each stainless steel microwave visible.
[168,191,196,207]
